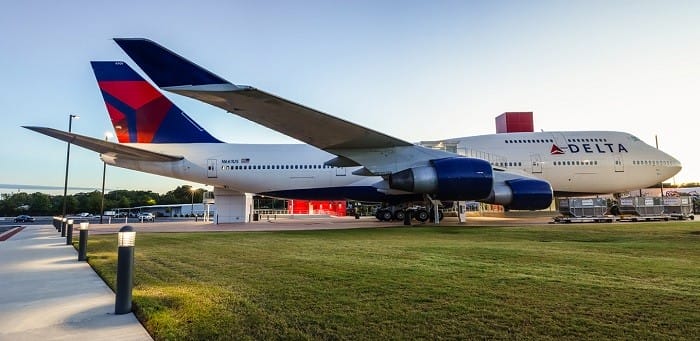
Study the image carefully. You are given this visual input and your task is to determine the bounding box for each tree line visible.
[0,185,205,217]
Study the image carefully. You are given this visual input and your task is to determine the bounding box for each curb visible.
[0,226,25,241]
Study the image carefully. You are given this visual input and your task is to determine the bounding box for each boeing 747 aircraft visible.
[24,39,682,223]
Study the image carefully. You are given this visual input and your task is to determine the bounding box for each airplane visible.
[24,38,682,223]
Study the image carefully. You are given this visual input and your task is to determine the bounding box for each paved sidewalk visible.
[0,224,152,340]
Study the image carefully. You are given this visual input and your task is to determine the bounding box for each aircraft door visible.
[553,133,568,152]
[530,154,543,173]
[336,166,347,176]
[614,155,624,172]
[207,159,217,178]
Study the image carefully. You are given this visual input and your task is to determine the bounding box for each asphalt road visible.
[0,216,202,226]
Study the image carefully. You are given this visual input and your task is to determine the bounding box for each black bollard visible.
[66,219,74,245]
[115,225,135,314]
[61,218,67,237]
[78,222,89,261]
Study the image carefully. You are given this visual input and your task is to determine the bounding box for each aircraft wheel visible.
[393,210,405,221]
[415,209,429,222]
[377,209,393,221]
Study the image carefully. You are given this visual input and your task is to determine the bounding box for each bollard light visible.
[115,225,135,314]
[78,222,89,261]
[66,219,74,245]
[61,217,67,237]
[118,228,136,247]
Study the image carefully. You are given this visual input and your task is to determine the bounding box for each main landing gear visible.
[375,205,444,223]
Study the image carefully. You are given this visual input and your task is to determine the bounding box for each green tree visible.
[163,185,203,204]
[117,196,131,209]
[0,185,209,217]
[84,191,104,214]
[29,192,52,215]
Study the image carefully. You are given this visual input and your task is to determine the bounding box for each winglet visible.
[114,38,236,88]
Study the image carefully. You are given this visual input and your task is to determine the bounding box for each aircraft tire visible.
[415,209,429,222]
[377,209,393,221]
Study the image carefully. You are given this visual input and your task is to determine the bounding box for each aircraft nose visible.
[663,152,682,179]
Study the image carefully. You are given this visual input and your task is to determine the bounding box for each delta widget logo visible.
[550,143,628,155]
[550,145,565,155]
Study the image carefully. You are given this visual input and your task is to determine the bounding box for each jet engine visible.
[389,157,553,210]
[484,177,553,210]
[388,157,493,200]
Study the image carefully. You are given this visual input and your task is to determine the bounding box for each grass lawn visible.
[85,222,700,340]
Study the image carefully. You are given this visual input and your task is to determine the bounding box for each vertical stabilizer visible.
[91,61,221,143]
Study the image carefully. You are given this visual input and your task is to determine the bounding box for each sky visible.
[1,0,699,195]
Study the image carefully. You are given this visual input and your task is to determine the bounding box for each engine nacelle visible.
[485,178,553,210]
[389,157,493,200]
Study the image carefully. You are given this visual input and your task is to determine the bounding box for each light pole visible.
[100,133,113,224]
[656,135,664,197]
[62,114,79,218]
[190,187,195,219]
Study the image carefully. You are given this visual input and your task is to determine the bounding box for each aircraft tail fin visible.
[90,61,222,143]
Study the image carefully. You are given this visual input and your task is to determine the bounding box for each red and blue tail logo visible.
[91,61,221,144]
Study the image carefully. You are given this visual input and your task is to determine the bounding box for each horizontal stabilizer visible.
[23,126,183,162]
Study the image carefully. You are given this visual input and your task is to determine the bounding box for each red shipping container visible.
[495,112,534,133]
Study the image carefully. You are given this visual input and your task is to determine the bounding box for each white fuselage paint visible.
[104,130,681,198]
[442,131,681,195]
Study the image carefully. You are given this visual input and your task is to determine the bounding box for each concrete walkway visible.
[0,224,152,340]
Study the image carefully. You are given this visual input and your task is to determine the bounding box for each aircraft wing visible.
[23,126,183,162]
[113,38,414,151]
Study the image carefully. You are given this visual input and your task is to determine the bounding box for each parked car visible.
[137,212,155,222]
[14,215,35,223]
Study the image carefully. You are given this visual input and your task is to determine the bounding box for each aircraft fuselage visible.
[106,130,681,201]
